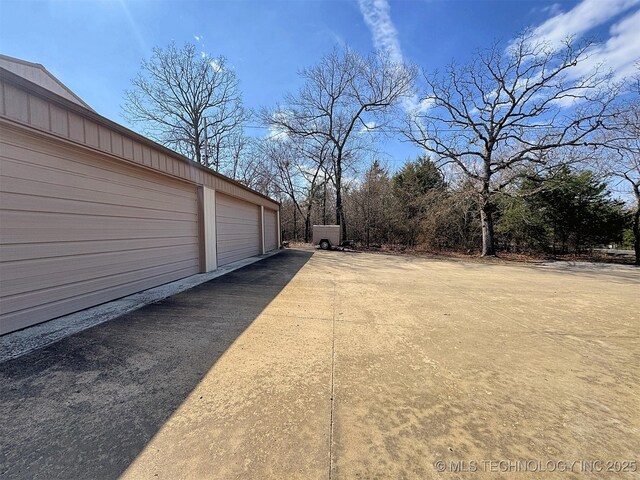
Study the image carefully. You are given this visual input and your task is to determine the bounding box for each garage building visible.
[0,55,280,335]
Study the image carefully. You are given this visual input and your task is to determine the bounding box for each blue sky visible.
[1,0,639,169]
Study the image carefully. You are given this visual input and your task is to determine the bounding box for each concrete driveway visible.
[1,248,638,479]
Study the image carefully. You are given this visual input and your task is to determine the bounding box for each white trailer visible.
[312,225,350,250]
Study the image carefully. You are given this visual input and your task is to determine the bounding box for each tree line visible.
[122,35,640,264]
[283,157,630,255]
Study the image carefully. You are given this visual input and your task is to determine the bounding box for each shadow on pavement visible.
[0,249,313,479]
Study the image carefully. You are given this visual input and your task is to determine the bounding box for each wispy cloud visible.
[540,3,563,17]
[357,0,429,115]
[528,0,640,83]
[357,0,403,64]
[575,8,640,82]
[530,0,639,47]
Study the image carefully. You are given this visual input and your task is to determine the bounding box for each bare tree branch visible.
[122,42,248,169]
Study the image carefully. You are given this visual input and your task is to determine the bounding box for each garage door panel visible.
[217,207,258,217]
[216,193,260,267]
[217,226,261,237]
[216,248,256,259]
[1,141,196,201]
[0,191,197,221]
[1,211,197,244]
[217,246,260,266]
[2,162,196,213]
[216,240,259,252]
[1,245,198,297]
[1,257,198,314]
[215,222,257,230]
[0,265,198,335]
[217,250,259,265]
[216,212,258,222]
[0,134,200,335]
[0,237,197,262]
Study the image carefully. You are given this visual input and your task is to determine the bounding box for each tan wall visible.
[0,127,199,334]
[216,193,261,266]
[264,209,278,252]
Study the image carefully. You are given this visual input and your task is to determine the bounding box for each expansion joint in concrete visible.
[328,280,337,479]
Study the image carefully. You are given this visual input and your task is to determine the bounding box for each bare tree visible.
[227,130,249,180]
[262,47,415,239]
[231,137,276,194]
[205,109,251,172]
[123,42,246,168]
[261,137,328,242]
[404,34,618,256]
[600,72,640,264]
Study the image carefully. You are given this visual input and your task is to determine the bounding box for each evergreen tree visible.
[497,167,629,254]
[391,156,445,245]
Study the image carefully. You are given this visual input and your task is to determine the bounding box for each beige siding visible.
[264,209,278,252]
[0,55,93,109]
[216,193,261,266]
[0,130,199,334]
[4,83,28,123]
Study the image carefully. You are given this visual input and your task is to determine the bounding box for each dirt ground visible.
[1,248,638,479]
